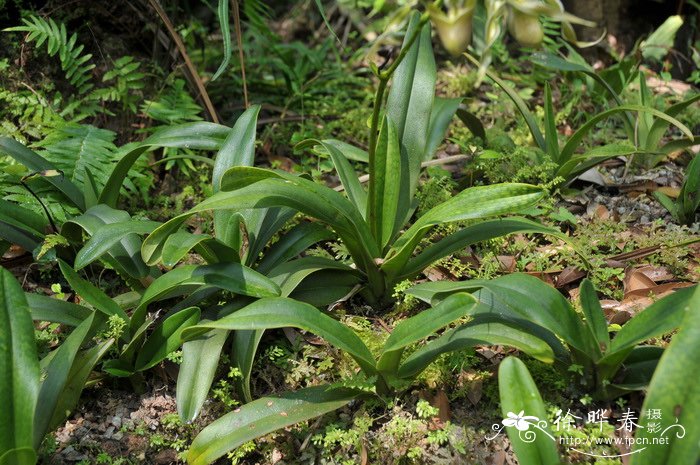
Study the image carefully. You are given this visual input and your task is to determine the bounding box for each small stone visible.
[112,416,122,428]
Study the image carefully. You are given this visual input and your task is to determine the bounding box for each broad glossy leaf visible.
[233,329,263,403]
[268,256,357,297]
[607,285,696,355]
[407,273,593,356]
[0,137,84,209]
[257,222,333,274]
[26,293,92,326]
[371,117,403,249]
[161,231,213,267]
[178,328,229,422]
[0,268,39,461]
[383,184,544,277]
[560,105,693,164]
[312,139,367,217]
[498,357,560,465]
[400,217,563,281]
[212,105,260,244]
[187,386,358,465]
[287,269,361,307]
[386,12,435,196]
[135,306,200,371]
[132,262,280,328]
[630,285,700,465]
[579,279,609,356]
[182,297,376,375]
[0,200,47,251]
[74,219,161,270]
[398,315,555,378]
[378,293,476,375]
[58,260,129,324]
[34,314,97,446]
[62,204,150,278]
[99,122,231,207]
[47,338,113,432]
[143,168,379,276]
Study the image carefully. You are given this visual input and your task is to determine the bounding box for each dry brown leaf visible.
[637,265,674,283]
[497,255,516,273]
[556,267,586,287]
[656,186,681,198]
[623,268,656,294]
[431,390,451,423]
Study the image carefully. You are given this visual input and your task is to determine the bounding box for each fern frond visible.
[31,123,118,189]
[5,15,96,94]
[140,79,203,124]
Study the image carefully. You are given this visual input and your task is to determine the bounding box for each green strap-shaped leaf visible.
[0,200,47,252]
[99,122,231,207]
[371,117,403,250]
[211,0,231,81]
[62,204,150,279]
[306,139,369,163]
[142,168,379,280]
[498,357,561,465]
[187,386,358,465]
[26,293,93,326]
[607,285,696,355]
[0,137,85,210]
[132,262,280,330]
[386,12,435,200]
[161,231,213,267]
[212,105,261,246]
[268,256,357,298]
[378,293,477,375]
[543,82,560,162]
[58,260,129,324]
[425,97,461,161]
[556,143,645,181]
[0,268,39,463]
[257,222,333,274]
[630,285,700,465]
[398,315,556,378]
[182,297,376,376]
[73,219,161,270]
[232,329,263,403]
[34,313,100,446]
[312,139,367,218]
[178,328,229,422]
[560,105,693,164]
[407,273,594,356]
[134,306,200,371]
[46,338,113,433]
[645,93,700,151]
[578,279,609,357]
[399,217,563,282]
[382,184,544,278]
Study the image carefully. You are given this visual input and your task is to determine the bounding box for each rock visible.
[153,448,178,464]
[112,416,122,428]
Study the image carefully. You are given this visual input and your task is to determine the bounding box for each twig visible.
[148,0,220,123]
[231,0,249,108]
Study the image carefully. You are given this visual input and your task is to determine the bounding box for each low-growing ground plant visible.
[409,274,698,400]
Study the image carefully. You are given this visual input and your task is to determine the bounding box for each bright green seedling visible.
[654,154,700,226]
[142,13,561,305]
[408,273,698,400]
[468,53,696,184]
[179,292,553,464]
